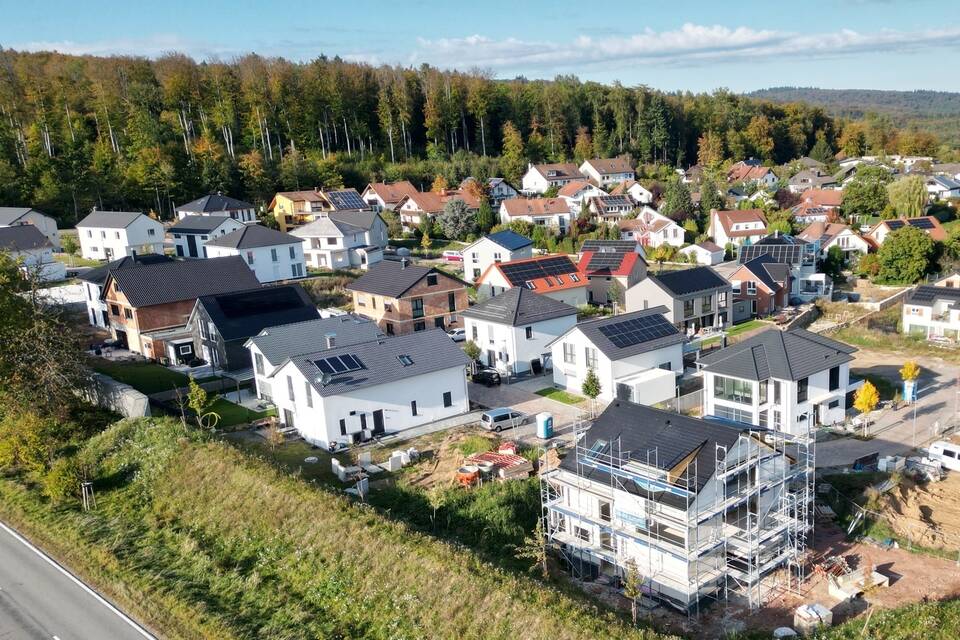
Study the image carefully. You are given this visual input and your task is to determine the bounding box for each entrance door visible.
[186,234,198,258]
[434,316,445,330]
[372,410,385,435]
[283,409,295,428]
[486,350,495,367]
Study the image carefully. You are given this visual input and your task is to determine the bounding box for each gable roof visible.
[738,233,813,267]
[727,163,775,183]
[799,188,843,208]
[579,250,644,277]
[363,181,418,204]
[531,163,584,181]
[693,240,723,253]
[78,254,173,285]
[557,180,599,198]
[484,230,533,251]
[291,215,366,239]
[461,287,576,327]
[76,210,150,229]
[501,198,570,217]
[869,216,946,242]
[905,285,960,308]
[711,209,768,238]
[346,260,464,298]
[283,329,470,397]
[0,207,40,226]
[798,222,853,244]
[204,224,300,249]
[480,254,586,293]
[560,306,684,359]
[0,225,51,252]
[177,193,253,213]
[590,195,634,212]
[650,266,729,297]
[698,328,856,381]
[329,210,382,232]
[582,158,633,175]
[736,255,789,292]
[246,315,382,364]
[105,255,260,307]
[168,216,237,234]
[195,284,319,342]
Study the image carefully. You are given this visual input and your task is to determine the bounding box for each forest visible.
[0,49,941,224]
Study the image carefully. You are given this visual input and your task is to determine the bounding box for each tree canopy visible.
[876,225,935,284]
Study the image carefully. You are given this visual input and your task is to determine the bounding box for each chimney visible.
[401,258,408,269]
[325,333,336,348]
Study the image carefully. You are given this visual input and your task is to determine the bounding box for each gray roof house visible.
[292,213,385,271]
[625,266,733,333]
[176,192,257,223]
[0,206,59,249]
[76,210,164,261]
[204,225,307,283]
[168,215,245,258]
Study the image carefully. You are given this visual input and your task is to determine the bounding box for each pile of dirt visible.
[879,474,960,549]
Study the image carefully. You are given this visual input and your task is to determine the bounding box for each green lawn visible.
[55,253,101,267]
[853,370,898,401]
[726,318,769,338]
[208,398,275,428]
[535,387,586,405]
[90,359,192,394]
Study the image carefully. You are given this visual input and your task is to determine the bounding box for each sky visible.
[2,0,960,93]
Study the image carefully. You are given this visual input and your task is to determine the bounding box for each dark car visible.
[472,367,501,386]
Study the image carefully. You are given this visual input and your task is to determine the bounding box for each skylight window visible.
[397,354,414,366]
[525,281,536,290]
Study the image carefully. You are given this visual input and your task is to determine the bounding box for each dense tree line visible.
[0,49,896,224]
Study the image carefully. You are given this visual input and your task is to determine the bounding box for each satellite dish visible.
[315,373,332,387]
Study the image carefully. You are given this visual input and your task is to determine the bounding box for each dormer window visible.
[525,281,536,290]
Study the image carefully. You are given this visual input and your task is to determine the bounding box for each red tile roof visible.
[364,181,418,204]
[712,209,768,238]
[800,188,843,208]
[501,198,570,216]
[478,254,587,293]
[578,250,644,277]
[727,163,775,183]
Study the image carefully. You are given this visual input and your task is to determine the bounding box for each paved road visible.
[0,522,153,640]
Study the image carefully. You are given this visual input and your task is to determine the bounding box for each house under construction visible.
[541,400,814,614]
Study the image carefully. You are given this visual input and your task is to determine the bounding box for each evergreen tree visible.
[475,200,494,233]
[809,137,834,164]
[659,180,694,221]
[499,121,526,185]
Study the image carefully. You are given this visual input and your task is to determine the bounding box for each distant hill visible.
[748,87,960,120]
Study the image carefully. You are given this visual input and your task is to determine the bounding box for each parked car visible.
[447,328,466,342]
[472,367,501,386]
[481,408,529,432]
[442,250,463,262]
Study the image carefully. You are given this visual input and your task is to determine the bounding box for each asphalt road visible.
[0,522,153,640]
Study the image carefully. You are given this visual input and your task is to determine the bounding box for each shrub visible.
[42,457,81,503]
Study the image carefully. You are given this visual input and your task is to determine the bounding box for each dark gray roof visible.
[738,234,813,267]
[246,315,383,364]
[573,306,684,358]
[739,254,786,291]
[105,255,260,307]
[485,230,533,251]
[0,225,51,251]
[76,210,147,229]
[461,287,577,327]
[0,207,39,225]
[177,193,254,213]
[905,285,960,307]
[346,260,464,298]
[328,210,382,231]
[651,266,729,297]
[559,401,749,503]
[195,285,319,342]
[168,216,237,234]
[698,328,856,381]
[204,224,299,249]
[78,254,173,285]
[282,329,470,397]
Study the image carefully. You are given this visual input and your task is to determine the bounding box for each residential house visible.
[558,180,607,211]
[578,248,647,305]
[462,287,577,376]
[543,400,812,612]
[347,259,469,335]
[476,254,588,307]
[925,175,960,201]
[188,284,319,374]
[176,193,257,223]
[521,163,586,194]
[460,177,519,208]
[292,213,385,271]
[902,285,960,340]
[460,230,533,284]
[268,329,470,446]
[617,207,684,248]
[499,197,573,233]
[738,234,826,301]
[728,255,792,321]
[77,254,173,329]
[548,307,684,403]
[246,315,382,402]
[270,188,371,232]
[625,266,732,333]
[76,210,164,261]
[204,225,306,282]
[799,189,843,212]
[578,157,635,187]
[396,190,480,232]
[579,239,645,256]
[707,209,768,249]
[787,169,837,193]
[699,328,861,431]
[100,255,260,362]
[0,207,59,249]
[589,195,635,224]
[680,163,705,184]
[931,163,960,181]
[679,241,724,266]
[0,225,65,282]
[726,161,778,188]
[866,216,947,246]
[794,156,826,171]
[168,216,244,258]
[609,179,655,204]
[798,222,871,259]
[361,181,419,211]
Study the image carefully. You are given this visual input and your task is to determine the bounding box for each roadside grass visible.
[535,387,586,405]
[90,359,191,394]
[827,303,960,364]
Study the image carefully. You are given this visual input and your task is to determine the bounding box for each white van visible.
[928,441,960,472]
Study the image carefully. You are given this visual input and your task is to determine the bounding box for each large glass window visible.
[829,366,840,391]
[702,295,712,313]
[797,377,809,403]
[759,379,768,404]
[714,404,753,424]
[774,380,781,404]
[411,297,424,318]
[684,299,695,318]
[713,375,753,404]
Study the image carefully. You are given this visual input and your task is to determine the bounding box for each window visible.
[410,400,418,416]
[246,251,254,265]
[339,419,347,436]
[124,308,132,320]
[797,377,809,403]
[525,280,536,290]
[570,274,580,282]
[292,263,303,277]
[414,321,425,332]
[759,409,768,427]
[563,342,576,365]
[254,353,264,375]
[525,326,533,339]
[201,235,208,241]
[114,231,120,239]
[684,299,695,318]
[357,295,366,307]
[471,252,479,263]
[719,291,728,307]
[473,268,481,279]
[443,391,452,408]
[304,381,314,408]
[147,228,155,236]
[426,273,438,286]
[289,246,296,259]
[573,526,591,543]
[448,292,456,312]
[731,280,741,294]
[386,322,395,335]
[110,304,120,316]
[747,281,757,295]
[828,399,840,409]
[829,366,840,391]
[271,248,278,262]
[178,345,192,355]
[713,375,753,404]
[493,252,501,262]
[86,229,92,237]
[326,237,336,245]
[434,317,445,328]
[471,324,478,340]
[412,297,424,318]
[585,347,598,369]
[714,404,753,424]
[287,376,295,402]
[599,501,611,522]
[702,295,712,312]
[760,379,768,404]
[659,362,672,371]
[773,409,782,429]
[774,380,781,404]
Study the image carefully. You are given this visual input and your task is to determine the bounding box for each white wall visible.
[171,219,244,258]
[79,216,164,260]
[1,212,59,249]
[206,241,305,282]
[465,314,576,374]
[462,237,533,284]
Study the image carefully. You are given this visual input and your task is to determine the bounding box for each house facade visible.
[558,180,608,211]
[609,179,654,204]
[396,190,480,232]
[726,161,778,188]
[270,188,372,232]
[293,213,385,271]
[798,222,871,259]
[169,216,245,258]
[866,216,947,246]
[728,255,791,320]
[679,241,724,266]
[0,207,59,249]
[578,158,635,187]
[176,193,257,223]
[902,285,960,340]
[707,209,768,249]
[78,254,173,329]
[204,225,306,283]
[361,181,419,211]
[521,163,586,194]
[460,230,534,284]
[625,266,732,333]
[617,207,684,248]
[0,225,65,282]
[578,249,647,305]
[76,210,164,261]
[588,195,635,224]
[499,197,572,233]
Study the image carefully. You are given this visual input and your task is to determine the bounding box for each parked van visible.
[929,440,960,472]
[481,408,528,432]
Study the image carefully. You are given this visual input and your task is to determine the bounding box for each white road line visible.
[0,521,155,640]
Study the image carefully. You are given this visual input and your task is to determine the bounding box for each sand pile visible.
[880,474,960,549]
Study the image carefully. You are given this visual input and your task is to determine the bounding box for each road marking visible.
[0,521,155,639]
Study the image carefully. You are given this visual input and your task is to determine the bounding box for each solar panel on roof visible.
[327,190,367,210]
[580,240,635,254]
[499,256,578,286]
[314,353,365,375]
[910,218,934,230]
[597,314,677,349]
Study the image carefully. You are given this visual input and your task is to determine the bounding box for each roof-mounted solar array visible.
[326,190,368,210]
[499,256,578,286]
[314,353,365,375]
[597,313,677,349]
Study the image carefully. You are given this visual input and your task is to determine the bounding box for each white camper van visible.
[928,440,960,472]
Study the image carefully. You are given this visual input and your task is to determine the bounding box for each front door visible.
[283,409,295,428]
[186,234,198,258]
[486,350,495,367]
[434,316,445,330]
[372,409,385,435]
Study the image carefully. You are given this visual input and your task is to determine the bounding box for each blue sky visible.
[3,0,959,92]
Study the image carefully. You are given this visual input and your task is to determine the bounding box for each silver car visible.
[480,408,528,432]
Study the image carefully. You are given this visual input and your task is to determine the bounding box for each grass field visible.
[726,319,770,338]
[208,398,274,428]
[535,387,587,405]
[90,359,192,394]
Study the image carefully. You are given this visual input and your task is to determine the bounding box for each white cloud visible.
[11,34,233,59]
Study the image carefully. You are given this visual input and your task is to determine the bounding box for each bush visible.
[42,457,81,503]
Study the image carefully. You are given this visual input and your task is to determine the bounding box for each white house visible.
[558,180,607,211]
[0,207,59,249]
[797,222,871,259]
[204,225,306,282]
[485,177,519,206]
[925,175,960,201]
[609,179,654,204]
[727,161,778,188]
[77,254,173,328]
[361,181,419,212]
[292,214,384,271]
[901,283,960,340]
[268,329,470,447]
[578,158,635,187]
[499,198,572,233]
[521,163,585,194]
[168,216,244,258]
[0,225,65,282]
[462,287,578,377]
[865,216,947,246]
[76,210,164,261]
[589,195,635,224]
[176,193,257,223]
[548,307,684,403]
[680,241,725,266]
[460,230,533,284]
[707,209,768,249]
[396,190,481,232]
[477,254,588,307]
[698,328,862,433]
[617,207,684,248]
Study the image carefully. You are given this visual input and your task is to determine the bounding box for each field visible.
[827,304,960,364]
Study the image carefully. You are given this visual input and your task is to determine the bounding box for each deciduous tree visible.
[876,225,934,284]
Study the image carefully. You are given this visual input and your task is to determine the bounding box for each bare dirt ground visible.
[367,428,501,490]
[879,474,960,550]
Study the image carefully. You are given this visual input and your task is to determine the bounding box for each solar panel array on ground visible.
[597,314,677,348]
[579,240,635,253]
[499,256,578,286]
[327,190,368,210]
[314,353,365,375]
